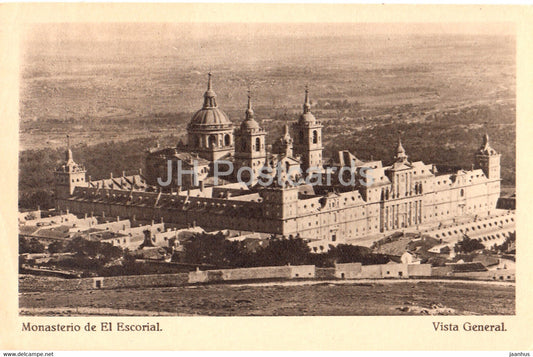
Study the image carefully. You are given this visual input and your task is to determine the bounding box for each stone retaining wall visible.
[19,273,189,292]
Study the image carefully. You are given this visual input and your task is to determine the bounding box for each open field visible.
[19,280,515,316]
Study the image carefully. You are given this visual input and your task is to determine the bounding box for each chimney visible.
[161,217,164,223]
[192,220,196,228]
[117,216,120,222]
[102,211,105,218]
[122,170,126,177]
[132,214,136,222]
[151,220,155,226]
[110,172,113,179]
[200,181,205,192]
[177,186,181,195]
[88,175,92,182]
[139,168,143,175]
[84,213,87,219]
[66,208,69,215]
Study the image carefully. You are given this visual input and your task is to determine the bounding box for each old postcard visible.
[0,2,532,351]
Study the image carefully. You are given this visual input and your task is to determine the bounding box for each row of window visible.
[434,218,514,238]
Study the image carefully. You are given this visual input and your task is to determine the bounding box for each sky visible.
[24,22,515,45]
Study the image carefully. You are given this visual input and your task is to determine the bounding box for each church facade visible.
[55,73,502,243]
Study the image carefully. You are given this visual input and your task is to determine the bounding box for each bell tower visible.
[234,93,267,183]
[54,135,87,201]
[292,87,323,175]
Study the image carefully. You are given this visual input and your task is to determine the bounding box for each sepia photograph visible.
[16,20,517,318]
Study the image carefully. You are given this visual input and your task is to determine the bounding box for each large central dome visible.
[190,107,231,126]
[189,73,232,127]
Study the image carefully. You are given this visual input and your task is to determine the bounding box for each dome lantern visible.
[240,91,260,130]
[189,72,232,127]
[203,72,217,108]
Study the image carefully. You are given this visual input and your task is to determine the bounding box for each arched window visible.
[224,134,231,146]
[460,189,465,197]
[312,130,318,144]
[255,138,261,152]
[208,135,217,148]
[299,131,304,144]
[241,141,246,151]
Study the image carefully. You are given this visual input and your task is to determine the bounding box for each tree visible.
[253,237,311,267]
[454,236,485,254]
[182,232,237,266]
[98,242,123,263]
[65,237,123,262]
[492,232,516,253]
[47,241,65,254]
[19,237,30,254]
[326,244,390,265]
[27,238,45,254]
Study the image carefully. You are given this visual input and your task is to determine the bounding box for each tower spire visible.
[482,133,490,149]
[395,131,408,162]
[303,85,311,114]
[245,90,254,120]
[66,134,73,163]
[478,132,496,155]
[207,71,212,91]
[283,123,290,137]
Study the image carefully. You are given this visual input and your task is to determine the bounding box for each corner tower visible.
[292,87,323,174]
[234,93,267,183]
[54,135,86,201]
[475,133,500,181]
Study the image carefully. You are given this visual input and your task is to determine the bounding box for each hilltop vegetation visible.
[325,102,515,186]
[20,30,514,151]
